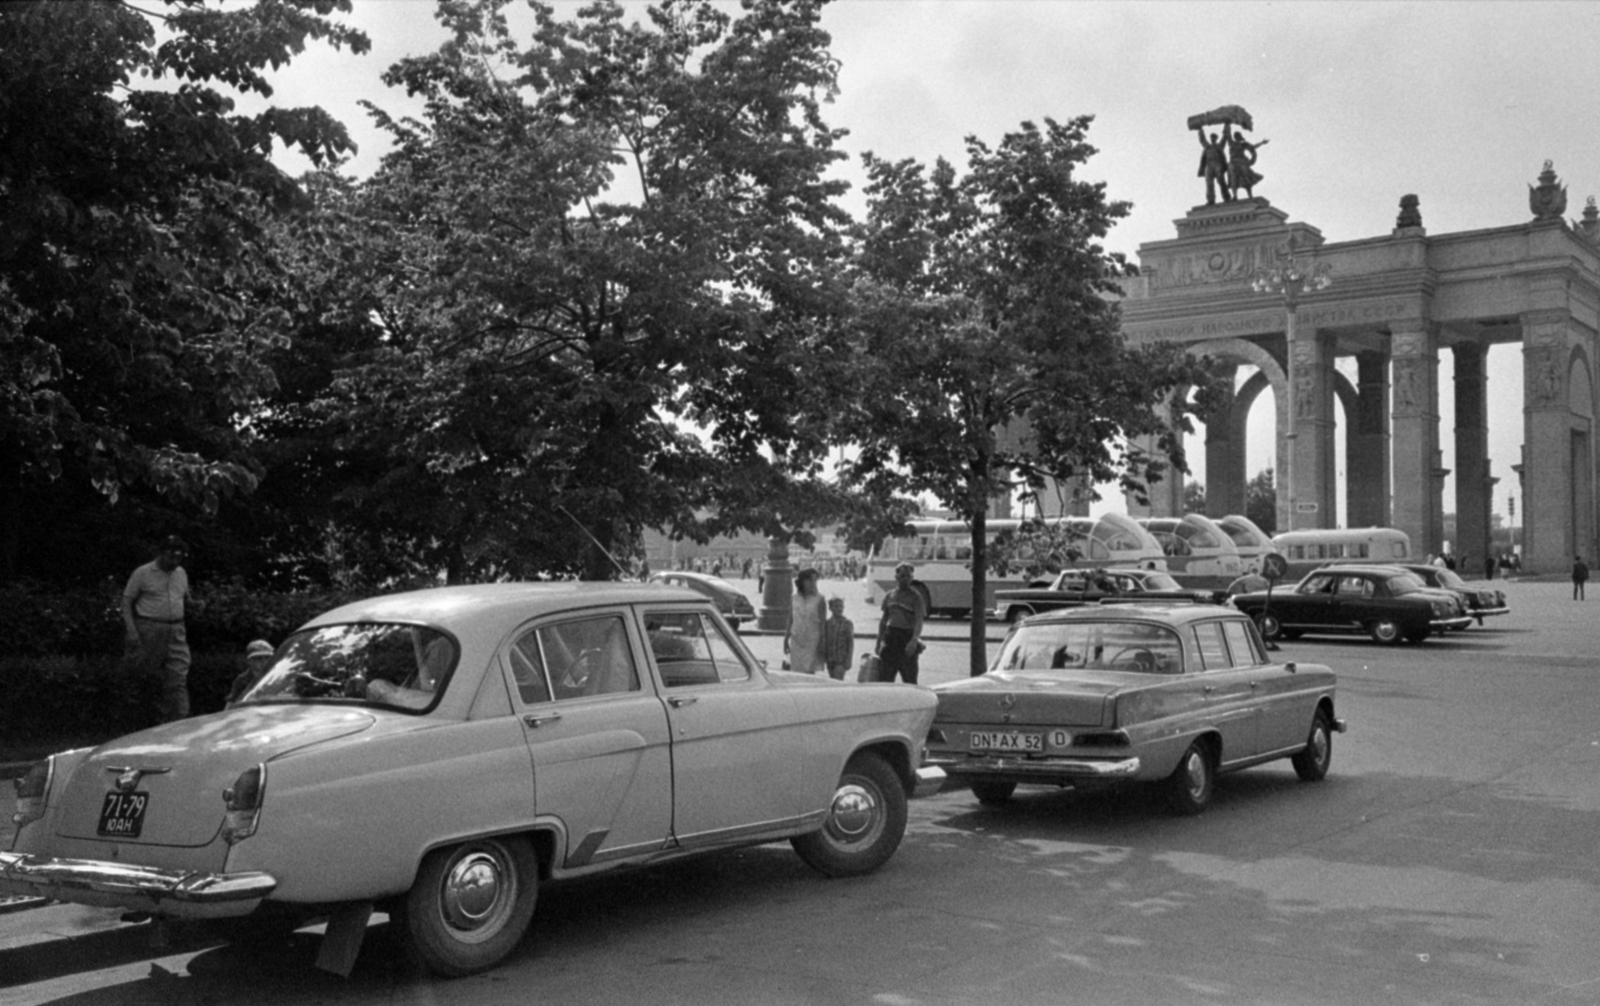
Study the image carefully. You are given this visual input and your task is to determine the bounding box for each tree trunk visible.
[968,508,988,677]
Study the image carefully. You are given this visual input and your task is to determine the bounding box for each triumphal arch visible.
[1119,114,1598,575]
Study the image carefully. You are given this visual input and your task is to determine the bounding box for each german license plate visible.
[97,791,149,838]
[970,731,1043,753]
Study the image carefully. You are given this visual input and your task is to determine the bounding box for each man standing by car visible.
[876,563,926,684]
[121,536,199,721]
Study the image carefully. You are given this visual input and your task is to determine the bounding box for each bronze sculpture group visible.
[1190,105,1267,206]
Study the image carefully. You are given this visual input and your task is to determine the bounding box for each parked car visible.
[647,570,757,628]
[3,584,943,977]
[1231,564,1472,644]
[993,567,1222,623]
[1321,561,1509,627]
[924,604,1344,813]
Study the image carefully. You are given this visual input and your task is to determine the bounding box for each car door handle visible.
[668,696,698,708]
[1202,685,1216,694]
[1249,681,1260,689]
[522,712,562,728]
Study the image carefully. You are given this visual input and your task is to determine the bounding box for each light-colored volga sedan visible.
[2,584,943,977]
[924,604,1344,814]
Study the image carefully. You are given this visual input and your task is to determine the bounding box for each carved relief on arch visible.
[1527,346,1564,406]
[1393,357,1428,414]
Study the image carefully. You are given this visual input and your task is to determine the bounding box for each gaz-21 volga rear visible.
[3,584,943,977]
[924,605,1344,813]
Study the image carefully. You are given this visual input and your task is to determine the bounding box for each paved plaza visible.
[4,576,1599,1005]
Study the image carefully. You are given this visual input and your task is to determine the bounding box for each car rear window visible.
[240,622,457,712]
[994,621,1182,674]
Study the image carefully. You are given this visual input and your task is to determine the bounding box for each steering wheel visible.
[559,647,603,694]
[1107,647,1157,673]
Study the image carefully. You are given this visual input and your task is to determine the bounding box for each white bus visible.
[1271,527,1412,580]
[1215,513,1274,575]
[1137,514,1244,587]
[867,514,1167,618]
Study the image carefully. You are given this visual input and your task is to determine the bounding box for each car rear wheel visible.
[791,752,908,877]
[1164,739,1215,815]
[1257,612,1283,640]
[1291,708,1334,782]
[401,836,539,977]
[970,780,1016,806]
[1367,618,1403,645]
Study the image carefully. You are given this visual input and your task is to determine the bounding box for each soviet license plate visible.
[97,791,149,838]
[969,731,1043,753]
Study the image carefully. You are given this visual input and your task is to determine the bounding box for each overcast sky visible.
[256,0,1600,528]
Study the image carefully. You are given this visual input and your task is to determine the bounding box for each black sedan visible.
[1230,564,1472,644]
[994,568,1221,623]
[647,571,757,628]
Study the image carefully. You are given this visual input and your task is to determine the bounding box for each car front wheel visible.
[402,836,539,977]
[1290,708,1333,782]
[1164,739,1215,815]
[1367,618,1403,645]
[791,752,908,877]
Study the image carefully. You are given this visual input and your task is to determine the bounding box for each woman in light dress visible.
[784,568,827,674]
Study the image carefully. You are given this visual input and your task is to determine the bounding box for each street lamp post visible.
[1252,251,1331,532]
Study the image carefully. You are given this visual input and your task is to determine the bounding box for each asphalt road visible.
[4,577,1599,1005]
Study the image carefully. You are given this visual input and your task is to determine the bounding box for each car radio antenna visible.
[556,504,633,579]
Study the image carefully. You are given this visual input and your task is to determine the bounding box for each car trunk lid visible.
[933,672,1120,728]
[55,706,376,847]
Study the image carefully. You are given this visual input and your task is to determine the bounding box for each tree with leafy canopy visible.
[1245,467,1277,535]
[831,116,1222,675]
[283,0,859,582]
[0,0,368,582]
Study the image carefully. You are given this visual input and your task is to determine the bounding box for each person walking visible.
[876,562,926,684]
[784,568,827,674]
[1573,555,1589,600]
[822,597,855,681]
[121,536,200,721]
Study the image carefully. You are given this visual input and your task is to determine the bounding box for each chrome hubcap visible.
[1184,752,1206,797]
[827,783,879,842]
[1311,727,1328,764]
[441,848,510,935]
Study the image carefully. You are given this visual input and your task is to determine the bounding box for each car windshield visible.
[992,621,1183,675]
[1431,569,1466,589]
[238,622,457,712]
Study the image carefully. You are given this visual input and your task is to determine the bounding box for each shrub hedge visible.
[0,580,366,748]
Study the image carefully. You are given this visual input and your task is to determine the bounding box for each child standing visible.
[822,597,855,681]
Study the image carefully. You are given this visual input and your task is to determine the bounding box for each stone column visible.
[1347,349,1391,527]
[1288,324,1337,529]
[1452,343,1492,572]
[757,536,794,632]
[1204,372,1246,517]
[1390,320,1443,556]
[1521,311,1579,573]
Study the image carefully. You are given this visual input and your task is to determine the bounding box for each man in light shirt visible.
[121,536,200,721]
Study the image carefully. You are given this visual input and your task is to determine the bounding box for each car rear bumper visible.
[1469,606,1510,618]
[0,851,276,918]
[923,752,1142,781]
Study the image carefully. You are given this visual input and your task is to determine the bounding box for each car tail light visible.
[221,764,267,845]
[12,758,53,828]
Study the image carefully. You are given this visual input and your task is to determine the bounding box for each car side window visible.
[1221,619,1265,666]
[1191,622,1230,671]
[535,615,639,700]
[645,611,752,686]
[508,632,553,705]
[1336,576,1371,598]
[1299,574,1334,595]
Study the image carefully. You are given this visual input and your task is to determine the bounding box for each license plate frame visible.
[97,790,149,838]
[969,731,1043,753]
